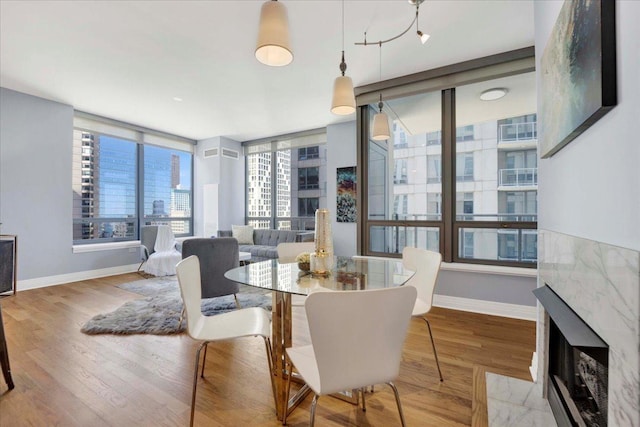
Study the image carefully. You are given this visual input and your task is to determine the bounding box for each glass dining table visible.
[224,255,415,421]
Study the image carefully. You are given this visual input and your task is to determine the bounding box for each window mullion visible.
[441,88,456,262]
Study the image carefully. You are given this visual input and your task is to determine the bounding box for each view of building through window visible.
[365,71,537,265]
[72,125,193,243]
[246,142,326,231]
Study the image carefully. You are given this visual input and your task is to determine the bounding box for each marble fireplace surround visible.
[537,230,640,426]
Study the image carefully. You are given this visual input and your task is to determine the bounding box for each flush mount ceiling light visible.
[480,88,508,101]
[255,0,293,67]
[355,0,429,47]
[331,0,356,115]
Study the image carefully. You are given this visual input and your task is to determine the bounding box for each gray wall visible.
[0,88,139,286]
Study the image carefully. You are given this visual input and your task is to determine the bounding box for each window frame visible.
[72,113,195,245]
[355,47,537,268]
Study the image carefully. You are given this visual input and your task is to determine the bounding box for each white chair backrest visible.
[176,255,204,339]
[304,286,417,394]
[402,247,441,310]
[277,242,315,263]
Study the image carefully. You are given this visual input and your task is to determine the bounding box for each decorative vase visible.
[297,262,310,272]
[312,209,334,274]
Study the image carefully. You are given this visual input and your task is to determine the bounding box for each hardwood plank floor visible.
[0,273,535,426]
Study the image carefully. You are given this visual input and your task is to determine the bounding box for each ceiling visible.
[0,1,534,142]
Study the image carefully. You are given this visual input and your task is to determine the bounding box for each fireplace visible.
[534,285,609,427]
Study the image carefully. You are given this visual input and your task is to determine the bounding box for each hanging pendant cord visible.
[378,43,384,112]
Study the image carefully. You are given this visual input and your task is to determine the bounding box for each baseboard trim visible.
[17,264,139,291]
[433,294,537,321]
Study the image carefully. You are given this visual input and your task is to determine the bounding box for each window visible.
[298,167,320,190]
[143,146,193,235]
[360,64,537,267]
[393,159,408,184]
[72,115,194,244]
[245,134,326,231]
[298,197,319,217]
[298,146,319,160]
[456,153,474,181]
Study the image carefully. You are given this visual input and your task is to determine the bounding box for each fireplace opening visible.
[534,285,609,427]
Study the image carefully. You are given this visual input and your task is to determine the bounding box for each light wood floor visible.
[0,273,535,426]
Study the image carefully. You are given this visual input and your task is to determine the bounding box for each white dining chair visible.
[176,255,276,426]
[402,246,444,381]
[284,286,417,426]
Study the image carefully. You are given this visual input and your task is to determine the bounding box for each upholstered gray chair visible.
[138,225,159,273]
[181,238,240,300]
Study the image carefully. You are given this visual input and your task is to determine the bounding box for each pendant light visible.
[255,0,293,67]
[331,0,356,115]
[371,44,390,140]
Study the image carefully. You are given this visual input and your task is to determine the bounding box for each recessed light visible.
[173,97,183,102]
[480,88,508,101]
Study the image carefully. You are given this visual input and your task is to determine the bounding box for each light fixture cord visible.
[339,0,347,76]
[378,42,384,113]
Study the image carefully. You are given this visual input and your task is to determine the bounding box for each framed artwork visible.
[540,0,616,158]
[336,166,356,223]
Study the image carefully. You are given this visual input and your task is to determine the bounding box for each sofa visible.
[217,229,314,262]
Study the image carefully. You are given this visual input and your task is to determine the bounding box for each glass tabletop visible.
[224,256,414,296]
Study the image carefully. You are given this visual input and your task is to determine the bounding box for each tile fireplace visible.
[534,285,608,426]
[537,231,639,427]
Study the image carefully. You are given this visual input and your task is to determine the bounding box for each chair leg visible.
[310,394,319,427]
[283,355,293,425]
[264,338,277,415]
[387,382,406,427]
[422,317,444,382]
[200,343,208,378]
[234,294,241,309]
[190,342,207,427]
[360,388,367,412]
[136,260,146,276]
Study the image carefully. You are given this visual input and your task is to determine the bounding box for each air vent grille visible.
[204,148,219,158]
[221,148,239,160]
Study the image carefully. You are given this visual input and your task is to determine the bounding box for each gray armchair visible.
[138,226,159,273]
[181,238,240,299]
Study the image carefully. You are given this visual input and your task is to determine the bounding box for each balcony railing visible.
[499,167,538,187]
[498,122,537,142]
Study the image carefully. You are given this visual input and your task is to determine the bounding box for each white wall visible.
[194,136,244,237]
[326,120,358,256]
[535,0,640,251]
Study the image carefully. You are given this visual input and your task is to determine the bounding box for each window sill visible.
[440,262,537,277]
[72,241,141,254]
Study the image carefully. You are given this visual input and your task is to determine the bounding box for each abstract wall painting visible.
[336,166,356,223]
[540,0,616,158]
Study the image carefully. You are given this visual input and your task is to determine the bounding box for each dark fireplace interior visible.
[534,285,609,427]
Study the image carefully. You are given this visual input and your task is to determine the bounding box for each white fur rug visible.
[81,276,271,335]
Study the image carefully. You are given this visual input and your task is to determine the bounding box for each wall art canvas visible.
[540,0,616,158]
[336,166,356,223]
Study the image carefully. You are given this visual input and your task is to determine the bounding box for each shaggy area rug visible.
[81,276,271,335]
